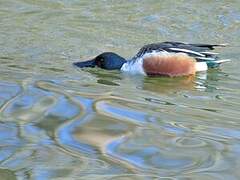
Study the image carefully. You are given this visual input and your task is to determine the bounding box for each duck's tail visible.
[189,43,229,50]
[206,59,231,68]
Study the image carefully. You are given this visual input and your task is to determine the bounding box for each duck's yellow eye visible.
[96,58,104,67]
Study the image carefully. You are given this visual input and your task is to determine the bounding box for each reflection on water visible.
[1,0,240,179]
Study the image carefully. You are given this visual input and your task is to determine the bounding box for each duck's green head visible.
[74,52,127,70]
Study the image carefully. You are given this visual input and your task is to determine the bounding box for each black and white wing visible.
[133,41,230,65]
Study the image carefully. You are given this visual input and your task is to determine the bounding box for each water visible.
[1,0,240,179]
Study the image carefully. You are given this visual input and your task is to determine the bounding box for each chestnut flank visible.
[143,53,196,77]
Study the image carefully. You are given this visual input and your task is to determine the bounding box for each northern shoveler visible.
[73,41,230,77]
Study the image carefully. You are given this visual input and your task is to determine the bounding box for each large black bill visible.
[73,59,96,68]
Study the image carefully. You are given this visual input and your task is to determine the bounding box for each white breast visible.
[120,58,146,75]
[121,51,170,75]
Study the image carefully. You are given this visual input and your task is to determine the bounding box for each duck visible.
[73,41,230,77]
